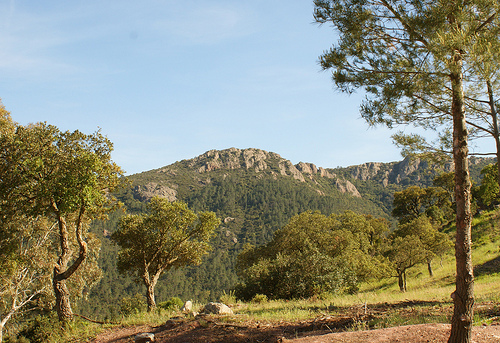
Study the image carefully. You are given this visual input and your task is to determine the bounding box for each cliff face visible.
[345,158,439,186]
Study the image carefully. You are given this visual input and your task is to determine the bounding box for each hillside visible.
[80,148,492,320]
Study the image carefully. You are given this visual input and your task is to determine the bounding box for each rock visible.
[135,332,154,342]
[202,302,233,315]
[334,179,361,198]
[134,182,177,202]
[181,300,192,312]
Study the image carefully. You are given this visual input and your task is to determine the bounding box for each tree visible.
[393,29,500,187]
[235,211,388,300]
[111,197,220,311]
[313,1,500,340]
[385,235,428,292]
[474,163,500,209]
[396,216,452,277]
[392,185,452,224]
[0,120,123,322]
[0,216,54,343]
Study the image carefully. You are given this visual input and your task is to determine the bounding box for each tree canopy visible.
[112,197,220,311]
[235,210,389,300]
[0,117,123,323]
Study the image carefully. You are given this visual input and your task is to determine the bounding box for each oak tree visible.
[111,197,220,311]
[0,118,123,322]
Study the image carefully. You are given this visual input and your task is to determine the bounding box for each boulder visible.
[181,300,192,312]
[202,302,233,315]
[135,332,154,342]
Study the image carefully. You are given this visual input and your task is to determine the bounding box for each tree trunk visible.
[427,259,434,277]
[53,273,74,322]
[448,51,474,343]
[397,269,406,292]
[52,204,88,322]
[143,269,162,312]
[486,80,500,191]
[145,281,157,311]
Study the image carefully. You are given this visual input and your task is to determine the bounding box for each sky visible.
[0,0,438,175]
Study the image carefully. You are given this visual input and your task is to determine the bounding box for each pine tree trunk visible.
[448,50,474,343]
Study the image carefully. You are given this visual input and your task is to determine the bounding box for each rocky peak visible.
[189,148,281,173]
[135,148,364,200]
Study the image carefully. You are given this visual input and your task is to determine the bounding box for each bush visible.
[219,290,237,306]
[251,294,268,304]
[119,294,147,316]
[16,314,61,343]
[158,297,184,311]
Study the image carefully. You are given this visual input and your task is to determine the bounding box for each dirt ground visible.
[90,302,500,343]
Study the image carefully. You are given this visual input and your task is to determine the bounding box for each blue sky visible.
[1,0,429,175]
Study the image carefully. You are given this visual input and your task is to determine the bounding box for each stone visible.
[181,300,192,312]
[202,302,233,315]
[135,332,154,343]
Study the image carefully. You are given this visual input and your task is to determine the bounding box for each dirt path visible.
[91,318,500,343]
[284,324,500,343]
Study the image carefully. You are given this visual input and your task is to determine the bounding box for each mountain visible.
[81,148,492,320]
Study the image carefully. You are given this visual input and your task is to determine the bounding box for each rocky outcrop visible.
[348,162,385,181]
[134,182,177,202]
[181,148,364,197]
[335,179,361,198]
[346,157,437,186]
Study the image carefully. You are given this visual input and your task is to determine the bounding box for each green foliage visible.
[235,211,389,300]
[474,163,500,210]
[16,314,62,343]
[251,294,268,304]
[112,197,220,311]
[158,297,184,311]
[219,290,237,306]
[392,185,453,225]
[119,294,146,316]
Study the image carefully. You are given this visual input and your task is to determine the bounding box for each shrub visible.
[16,314,61,343]
[251,294,268,304]
[219,290,237,306]
[119,294,147,316]
[158,297,184,311]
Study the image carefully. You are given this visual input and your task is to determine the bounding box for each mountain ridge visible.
[130,147,486,203]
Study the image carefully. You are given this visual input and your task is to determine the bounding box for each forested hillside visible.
[79,148,492,320]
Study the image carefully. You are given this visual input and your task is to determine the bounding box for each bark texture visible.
[448,53,474,343]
